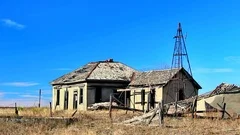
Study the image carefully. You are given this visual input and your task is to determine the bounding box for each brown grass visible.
[0,108,240,135]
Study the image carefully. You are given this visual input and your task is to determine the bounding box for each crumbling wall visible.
[197,92,240,118]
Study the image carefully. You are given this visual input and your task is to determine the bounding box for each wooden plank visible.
[191,97,197,119]
[217,103,231,118]
[221,103,226,119]
[71,110,77,117]
[175,92,178,117]
[147,93,150,112]
[123,109,158,124]
[147,108,157,124]
[112,95,124,105]
[147,103,160,125]
[124,91,127,107]
[133,90,135,110]
[112,96,124,106]
[158,102,162,125]
[160,100,164,125]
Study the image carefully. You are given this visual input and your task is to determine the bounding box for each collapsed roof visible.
[51,60,136,85]
[201,83,240,98]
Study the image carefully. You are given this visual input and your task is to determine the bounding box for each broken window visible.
[73,91,78,109]
[150,88,155,108]
[79,88,83,104]
[56,89,60,105]
[64,90,69,110]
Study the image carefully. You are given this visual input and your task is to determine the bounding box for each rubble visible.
[88,102,118,110]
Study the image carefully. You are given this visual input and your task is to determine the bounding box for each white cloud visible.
[194,68,233,73]
[0,92,4,98]
[41,90,52,95]
[53,68,72,71]
[1,82,39,87]
[20,94,39,98]
[224,56,240,64]
[0,99,50,107]
[1,19,25,29]
[0,92,19,95]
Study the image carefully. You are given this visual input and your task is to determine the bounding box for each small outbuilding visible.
[126,68,201,111]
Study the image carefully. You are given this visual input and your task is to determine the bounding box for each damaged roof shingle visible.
[208,83,240,97]
[129,68,180,86]
[51,61,136,85]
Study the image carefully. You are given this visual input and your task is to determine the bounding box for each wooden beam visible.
[175,92,178,117]
[111,106,143,112]
[158,101,164,126]
[71,110,77,117]
[191,97,197,119]
[217,103,231,118]
[221,103,226,119]
[133,90,135,110]
[124,90,127,107]
[112,96,124,106]
[147,108,157,124]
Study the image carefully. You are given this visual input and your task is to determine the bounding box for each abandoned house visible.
[51,59,201,111]
[51,59,136,111]
[121,68,202,111]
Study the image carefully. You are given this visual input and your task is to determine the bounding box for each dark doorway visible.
[64,90,69,110]
[56,89,60,106]
[150,88,156,108]
[95,87,102,103]
[124,91,131,107]
[73,91,78,109]
[179,89,185,101]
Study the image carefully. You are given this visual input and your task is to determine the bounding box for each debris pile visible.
[88,102,118,110]
[120,103,164,126]
[208,83,240,97]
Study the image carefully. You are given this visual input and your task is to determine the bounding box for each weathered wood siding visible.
[130,87,163,111]
[163,72,197,103]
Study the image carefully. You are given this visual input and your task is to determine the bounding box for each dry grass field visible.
[0,107,240,135]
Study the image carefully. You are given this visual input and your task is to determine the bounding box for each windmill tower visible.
[168,23,193,105]
[171,23,192,75]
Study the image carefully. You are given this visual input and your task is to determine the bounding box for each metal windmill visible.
[167,23,193,106]
[171,23,192,75]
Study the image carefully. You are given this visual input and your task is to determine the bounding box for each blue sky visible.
[0,0,240,106]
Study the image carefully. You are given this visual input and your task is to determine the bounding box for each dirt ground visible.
[0,108,240,135]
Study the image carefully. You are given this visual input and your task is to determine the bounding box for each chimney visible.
[106,58,114,62]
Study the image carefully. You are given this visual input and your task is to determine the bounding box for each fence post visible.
[192,97,197,119]
[109,94,113,119]
[158,100,164,126]
[15,102,18,116]
[221,103,226,119]
[147,93,150,112]
[38,89,41,108]
[49,102,53,117]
